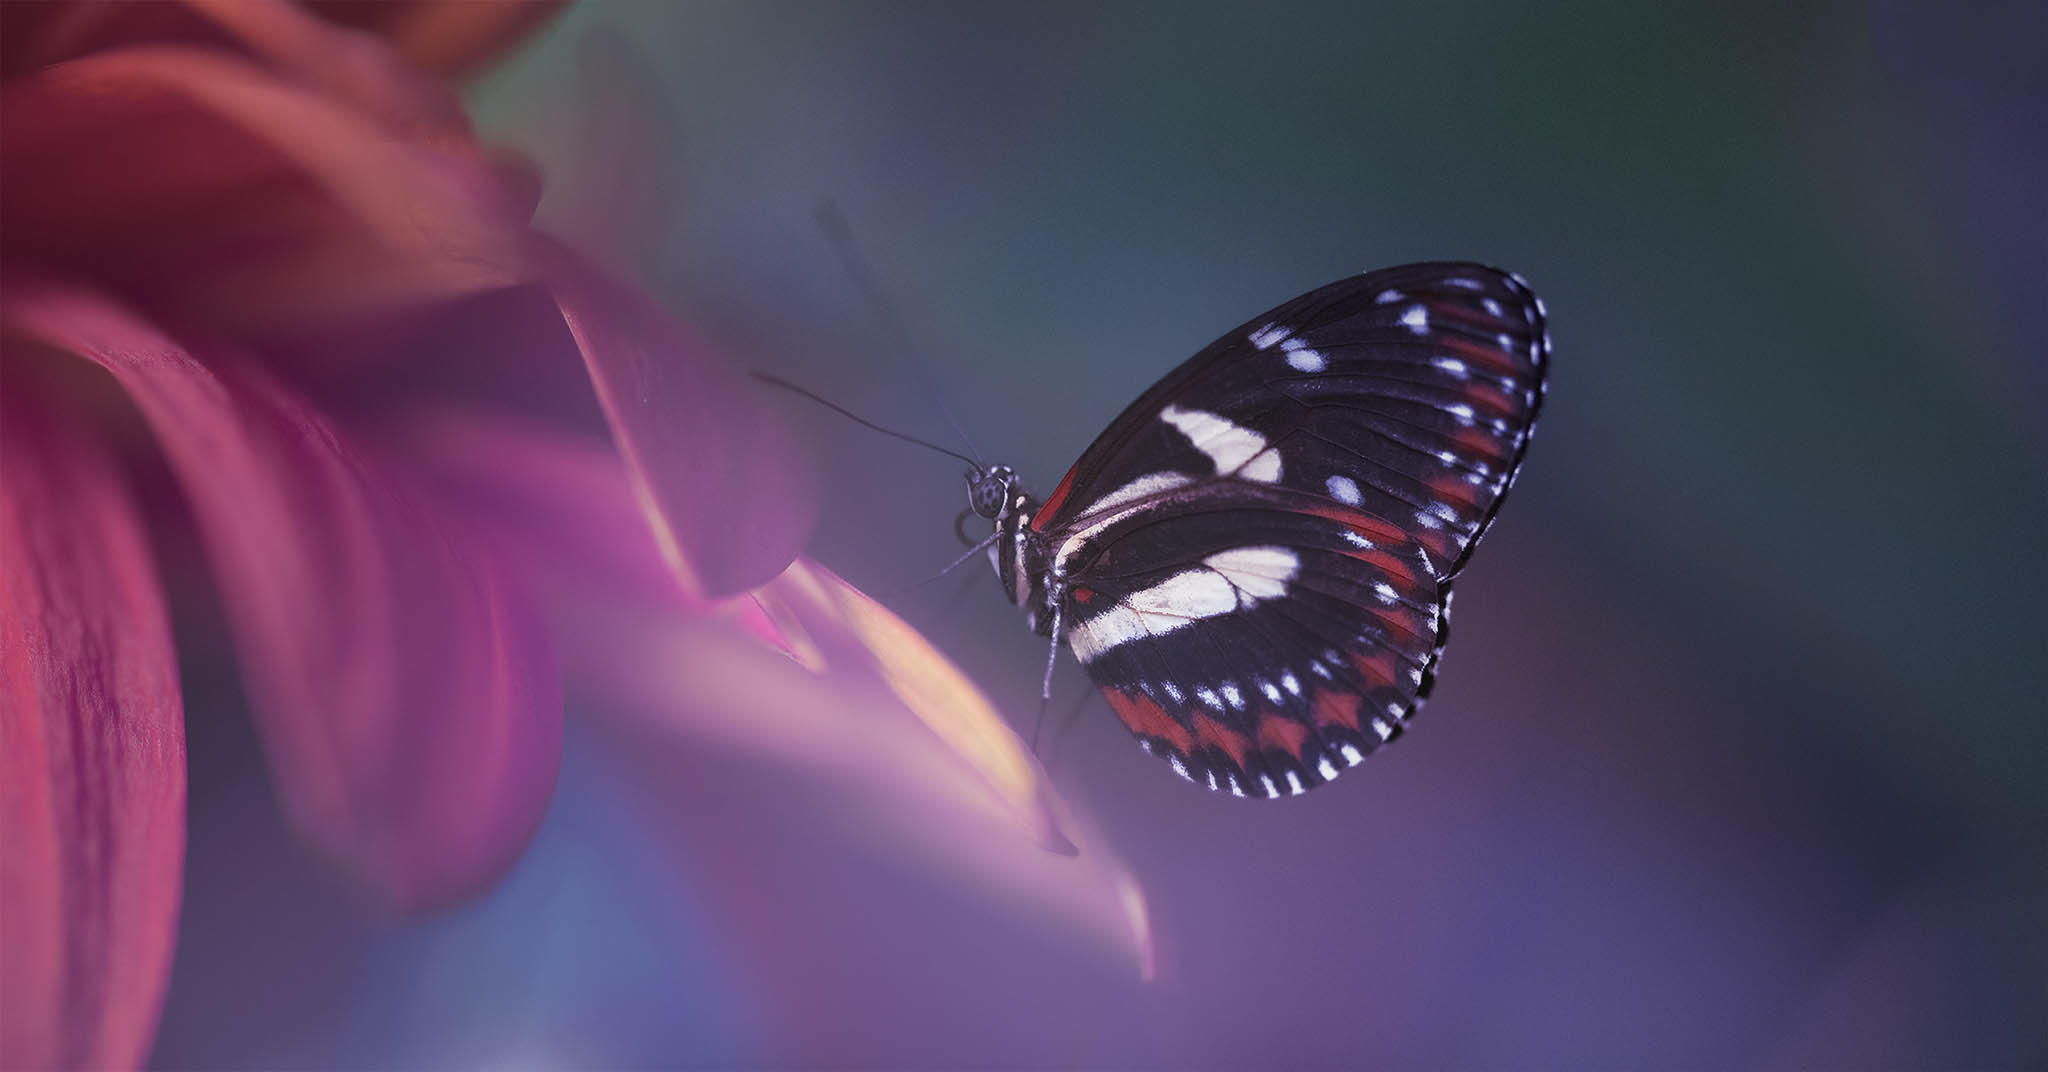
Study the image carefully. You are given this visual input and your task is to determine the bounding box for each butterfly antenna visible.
[753,371,983,471]
[813,199,987,470]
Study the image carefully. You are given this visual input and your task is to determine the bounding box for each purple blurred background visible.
[147,2,2045,1067]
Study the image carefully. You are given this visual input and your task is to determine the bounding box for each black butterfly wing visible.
[1032,263,1547,795]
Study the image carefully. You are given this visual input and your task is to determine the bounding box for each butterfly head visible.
[966,465,1020,521]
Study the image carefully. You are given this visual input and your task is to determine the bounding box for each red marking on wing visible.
[1313,689,1363,732]
[1071,586,1095,605]
[1463,382,1521,417]
[1350,649,1403,689]
[1428,473,1482,510]
[1453,426,1501,455]
[1105,689,1192,755]
[1193,713,1251,769]
[1030,465,1079,531]
[1254,713,1311,755]
[1439,334,1528,375]
[1294,502,1411,545]
[1348,549,1417,585]
[1366,605,1433,651]
[1429,302,1509,330]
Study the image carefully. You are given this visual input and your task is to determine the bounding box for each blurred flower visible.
[1,3,1144,1067]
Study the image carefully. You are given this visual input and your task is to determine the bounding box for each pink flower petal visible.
[0,47,533,340]
[0,1,233,78]
[538,241,818,596]
[1,47,809,594]
[304,0,569,80]
[0,395,185,1070]
[3,278,561,910]
[413,412,1152,977]
[179,0,477,137]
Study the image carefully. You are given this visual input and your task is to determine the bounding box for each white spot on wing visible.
[1284,346,1326,373]
[1162,680,1183,702]
[1248,324,1290,349]
[1281,671,1301,696]
[1401,305,1429,334]
[1373,718,1395,740]
[1220,682,1244,709]
[1374,582,1399,604]
[1205,546,1299,599]
[1196,687,1222,710]
[1285,770,1306,795]
[1433,357,1468,378]
[1376,288,1403,304]
[1077,471,1193,519]
[1340,743,1366,766]
[1260,679,1283,704]
[1240,447,1283,483]
[1160,405,1279,481]
[1317,757,1340,780]
[1260,775,1281,798]
[1341,529,1373,549]
[1036,543,1290,656]
[1326,475,1362,504]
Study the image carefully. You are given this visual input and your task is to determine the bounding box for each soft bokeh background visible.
[152,2,2045,1067]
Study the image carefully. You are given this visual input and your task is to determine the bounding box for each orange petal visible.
[764,560,1077,854]
[4,278,562,910]
[0,394,186,1070]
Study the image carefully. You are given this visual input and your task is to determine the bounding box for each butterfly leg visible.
[1031,599,1063,753]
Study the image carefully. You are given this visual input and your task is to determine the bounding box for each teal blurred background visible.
[155,2,2045,1067]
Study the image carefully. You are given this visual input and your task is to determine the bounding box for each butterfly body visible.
[972,262,1549,798]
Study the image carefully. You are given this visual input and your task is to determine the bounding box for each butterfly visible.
[964,262,1548,798]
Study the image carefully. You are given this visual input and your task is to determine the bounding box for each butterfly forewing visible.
[1033,262,1547,796]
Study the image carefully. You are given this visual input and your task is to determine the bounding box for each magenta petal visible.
[178,0,476,138]
[538,239,819,596]
[0,47,533,341]
[0,396,185,1071]
[410,413,1152,978]
[3,279,561,910]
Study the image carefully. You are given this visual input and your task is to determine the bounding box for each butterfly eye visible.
[966,466,1016,519]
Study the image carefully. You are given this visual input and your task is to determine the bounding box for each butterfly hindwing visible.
[1054,482,1447,796]
[1032,263,1547,795]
